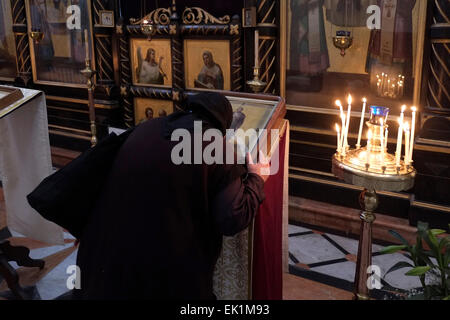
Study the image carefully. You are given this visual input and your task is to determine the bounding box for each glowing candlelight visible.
[409,107,417,164]
[395,105,406,166]
[340,114,346,156]
[404,122,410,165]
[344,95,352,151]
[380,118,385,166]
[335,124,341,154]
[356,98,367,149]
[366,129,373,164]
[84,29,89,60]
[254,29,259,68]
[385,127,389,149]
[336,100,345,151]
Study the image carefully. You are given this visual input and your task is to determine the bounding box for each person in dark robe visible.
[73,92,267,300]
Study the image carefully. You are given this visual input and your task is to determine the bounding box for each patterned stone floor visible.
[287,223,422,297]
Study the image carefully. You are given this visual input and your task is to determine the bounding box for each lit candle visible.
[366,129,373,164]
[385,127,389,149]
[336,100,345,151]
[84,29,89,60]
[340,114,346,156]
[356,98,367,148]
[395,105,406,166]
[344,95,352,151]
[409,107,417,164]
[380,118,385,166]
[404,122,410,165]
[254,29,259,68]
[335,124,341,154]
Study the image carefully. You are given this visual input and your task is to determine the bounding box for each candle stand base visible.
[332,153,415,300]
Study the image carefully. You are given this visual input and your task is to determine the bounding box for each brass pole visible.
[353,189,378,300]
[81,58,97,147]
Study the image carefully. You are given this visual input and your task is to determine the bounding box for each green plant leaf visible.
[384,261,415,277]
[444,296,450,301]
[388,230,410,247]
[405,266,431,276]
[380,245,407,255]
[430,229,446,236]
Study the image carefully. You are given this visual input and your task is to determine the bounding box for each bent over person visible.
[73,92,267,299]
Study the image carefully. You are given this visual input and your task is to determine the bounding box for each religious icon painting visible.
[184,39,231,91]
[130,39,172,87]
[285,0,427,111]
[134,98,174,125]
[226,96,279,157]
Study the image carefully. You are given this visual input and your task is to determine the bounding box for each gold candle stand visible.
[80,59,98,147]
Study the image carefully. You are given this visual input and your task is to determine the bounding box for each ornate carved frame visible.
[119,5,242,128]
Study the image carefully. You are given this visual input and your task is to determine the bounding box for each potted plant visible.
[380,222,449,300]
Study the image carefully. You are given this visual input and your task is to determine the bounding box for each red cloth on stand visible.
[252,133,287,300]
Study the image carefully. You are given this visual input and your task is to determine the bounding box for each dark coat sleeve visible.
[211,173,266,237]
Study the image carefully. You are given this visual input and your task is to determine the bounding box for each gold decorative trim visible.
[130,7,172,26]
[182,7,230,25]
[169,25,177,35]
[289,172,411,200]
[46,95,118,109]
[434,0,450,23]
[230,24,239,35]
[413,0,428,108]
[412,200,450,214]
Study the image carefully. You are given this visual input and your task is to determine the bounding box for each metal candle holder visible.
[333,31,353,57]
[80,58,98,147]
[141,20,157,41]
[332,106,416,300]
[247,66,267,93]
[30,29,44,44]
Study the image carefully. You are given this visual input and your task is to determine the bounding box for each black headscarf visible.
[163,92,233,138]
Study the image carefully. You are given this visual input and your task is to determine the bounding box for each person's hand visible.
[246,151,270,183]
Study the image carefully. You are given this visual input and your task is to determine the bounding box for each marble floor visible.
[287,223,422,297]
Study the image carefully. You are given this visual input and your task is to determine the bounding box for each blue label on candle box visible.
[370,106,389,117]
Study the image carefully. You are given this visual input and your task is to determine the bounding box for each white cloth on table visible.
[0,88,64,245]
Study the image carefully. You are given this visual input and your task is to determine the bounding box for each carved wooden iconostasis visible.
[0,0,281,151]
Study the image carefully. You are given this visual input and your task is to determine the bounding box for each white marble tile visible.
[311,261,356,283]
[372,253,422,290]
[36,249,78,300]
[288,224,311,235]
[289,233,345,265]
[327,234,385,255]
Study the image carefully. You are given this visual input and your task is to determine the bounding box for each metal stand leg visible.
[353,189,378,300]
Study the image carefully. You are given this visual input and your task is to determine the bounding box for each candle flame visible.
[335,100,342,107]
[401,105,407,112]
[411,106,417,112]
[347,95,352,104]
[404,122,410,131]
[363,97,367,103]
